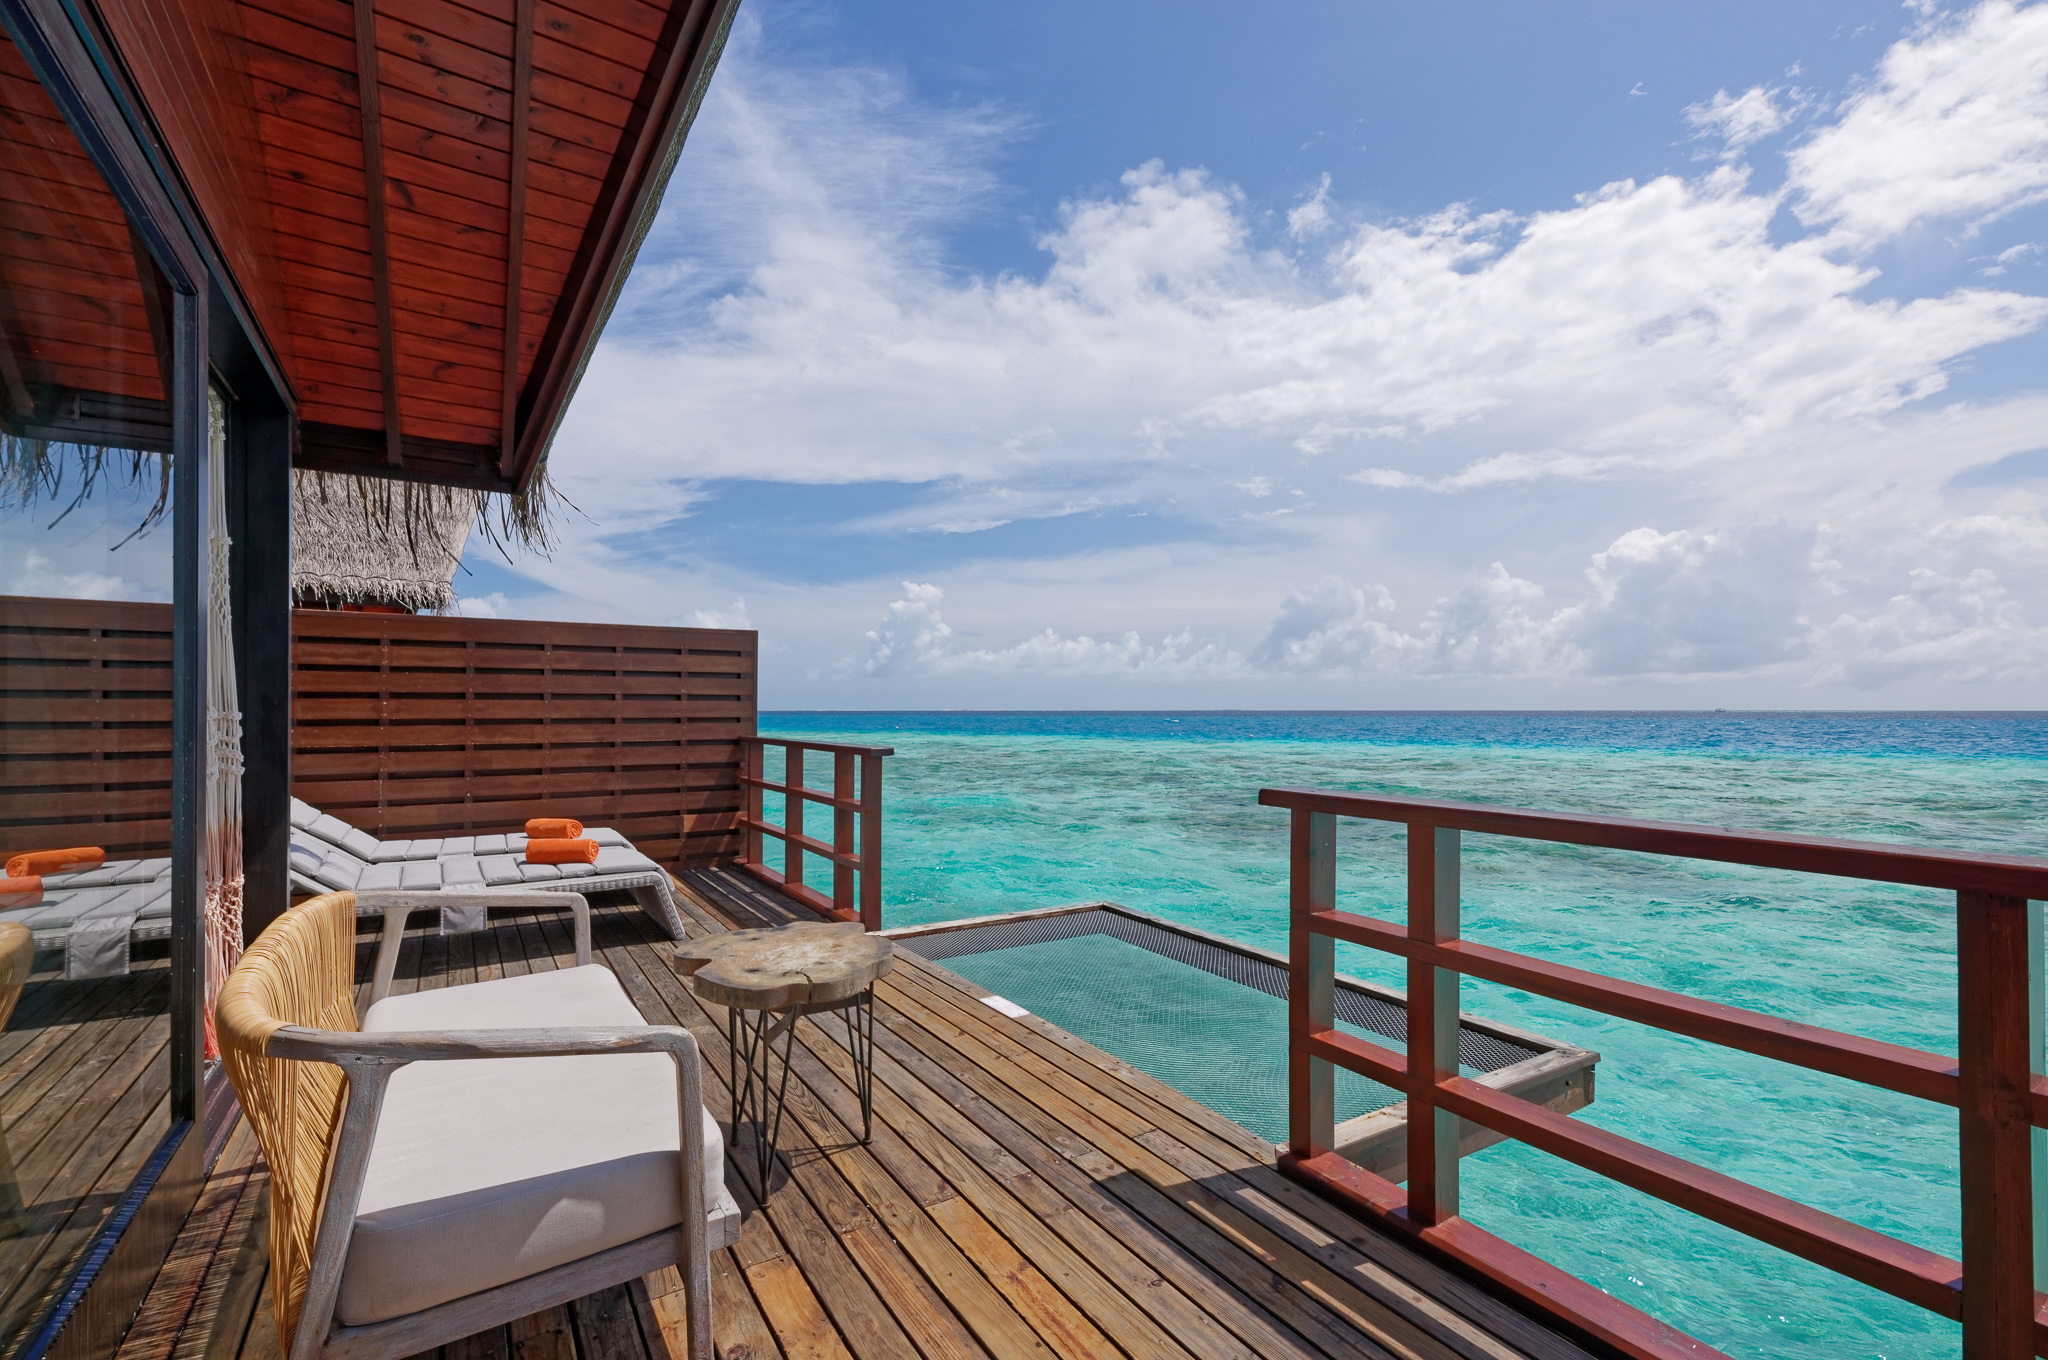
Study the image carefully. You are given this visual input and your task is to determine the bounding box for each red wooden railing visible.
[737,737,892,930]
[1260,786,2048,1360]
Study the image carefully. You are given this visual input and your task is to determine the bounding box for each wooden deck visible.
[114,874,1600,1360]
[0,944,171,1357]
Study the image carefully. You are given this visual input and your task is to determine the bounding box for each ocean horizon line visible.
[757,707,2048,717]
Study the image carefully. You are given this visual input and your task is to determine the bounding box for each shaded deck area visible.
[0,945,171,1353]
[115,873,1598,1360]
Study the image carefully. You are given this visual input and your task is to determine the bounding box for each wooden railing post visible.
[1289,809,1336,1159]
[859,751,884,932]
[1956,890,2035,1359]
[784,744,805,892]
[832,751,856,921]
[2032,899,2047,1297]
[743,739,764,867]
[1407,823,1461,1225]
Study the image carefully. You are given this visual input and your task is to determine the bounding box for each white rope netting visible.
[202,388,245,1060]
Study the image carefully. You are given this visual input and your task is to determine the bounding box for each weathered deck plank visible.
[112,877,1597,1360]
[0,950,174,1349]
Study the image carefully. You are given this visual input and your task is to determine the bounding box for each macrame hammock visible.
[202,389,245,1060]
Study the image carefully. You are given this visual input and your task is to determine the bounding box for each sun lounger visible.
[286,799,688,939]
[0,857,175,980]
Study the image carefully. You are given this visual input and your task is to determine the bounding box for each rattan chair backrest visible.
[217,891,361,1348]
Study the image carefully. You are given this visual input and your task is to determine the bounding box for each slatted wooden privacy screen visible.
[0,595,176,860]
[1261,787,2048,1360]
[291,611,756,867]
[0,597,756,868]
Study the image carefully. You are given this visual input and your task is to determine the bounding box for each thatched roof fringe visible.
[291,470,477,612]
[3,440,568,590]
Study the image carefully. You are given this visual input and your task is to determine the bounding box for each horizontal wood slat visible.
[0,596,177,859]
[0,597,756,870]
[1308,906,1965,1106]
[288,609,756,868]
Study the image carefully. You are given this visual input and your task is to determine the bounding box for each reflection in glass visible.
[0,20,179,1357]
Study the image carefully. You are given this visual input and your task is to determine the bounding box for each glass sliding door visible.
[0,13,202,1355]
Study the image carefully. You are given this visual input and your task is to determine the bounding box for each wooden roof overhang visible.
[0,0,739,493]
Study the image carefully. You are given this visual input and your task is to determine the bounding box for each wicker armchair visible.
[217,890,739,1360]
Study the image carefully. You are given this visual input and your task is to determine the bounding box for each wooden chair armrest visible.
[354,891,591,1012]
[266,1022,695,1065]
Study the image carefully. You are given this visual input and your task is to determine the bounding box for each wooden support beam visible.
[0,307,34,423]
[352,0,402,467]
[499,0,533,475]
[127,223,176,400]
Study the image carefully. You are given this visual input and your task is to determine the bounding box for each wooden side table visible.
[673,921,895,1192]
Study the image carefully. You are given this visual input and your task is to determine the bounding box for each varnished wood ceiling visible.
[62,0,737,492]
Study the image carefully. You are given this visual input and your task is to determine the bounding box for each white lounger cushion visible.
[3,880,172,931]
[342,965,723,1326]
[290,799,633,866]
[42,858,172,889]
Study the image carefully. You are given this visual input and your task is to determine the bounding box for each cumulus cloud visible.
[858,582,1238,679]
[849,515,2048,688]
[1812,567,2048,686]
[1244,528,1812,680]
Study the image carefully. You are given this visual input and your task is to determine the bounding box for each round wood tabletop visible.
[672,921,895,1011]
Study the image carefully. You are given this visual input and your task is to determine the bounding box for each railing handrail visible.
[1269,785,2047,1360]
[735,735,889,930]
[1258,787,2048,898]
[740,735,896,758]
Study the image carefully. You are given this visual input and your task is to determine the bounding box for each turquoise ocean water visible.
[760,711,2048,1360]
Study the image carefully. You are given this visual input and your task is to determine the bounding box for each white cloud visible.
[1977,241,2039,274]
[844,516,2048,689]
[1558,525,1817,675]
[1351,451,1625,493]
[1685,86,1799,157]
[1789,1,2048,245]
[1811,566,2048,685]
[452,592,510,618]
[1245,527,1813,680]
[857,582,1239,679]
[682,598,754,629]
[1288,174,1334,239]
[4,549,162,602]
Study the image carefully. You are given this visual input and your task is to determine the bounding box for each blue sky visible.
[14,0,2048,708]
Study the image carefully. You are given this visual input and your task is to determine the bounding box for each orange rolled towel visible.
[525,838,599,865]
[524,817,584,840]
[0,877,42,905]
[6,847,104,879]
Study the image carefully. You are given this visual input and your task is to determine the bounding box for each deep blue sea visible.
[760,711,2048,1360]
